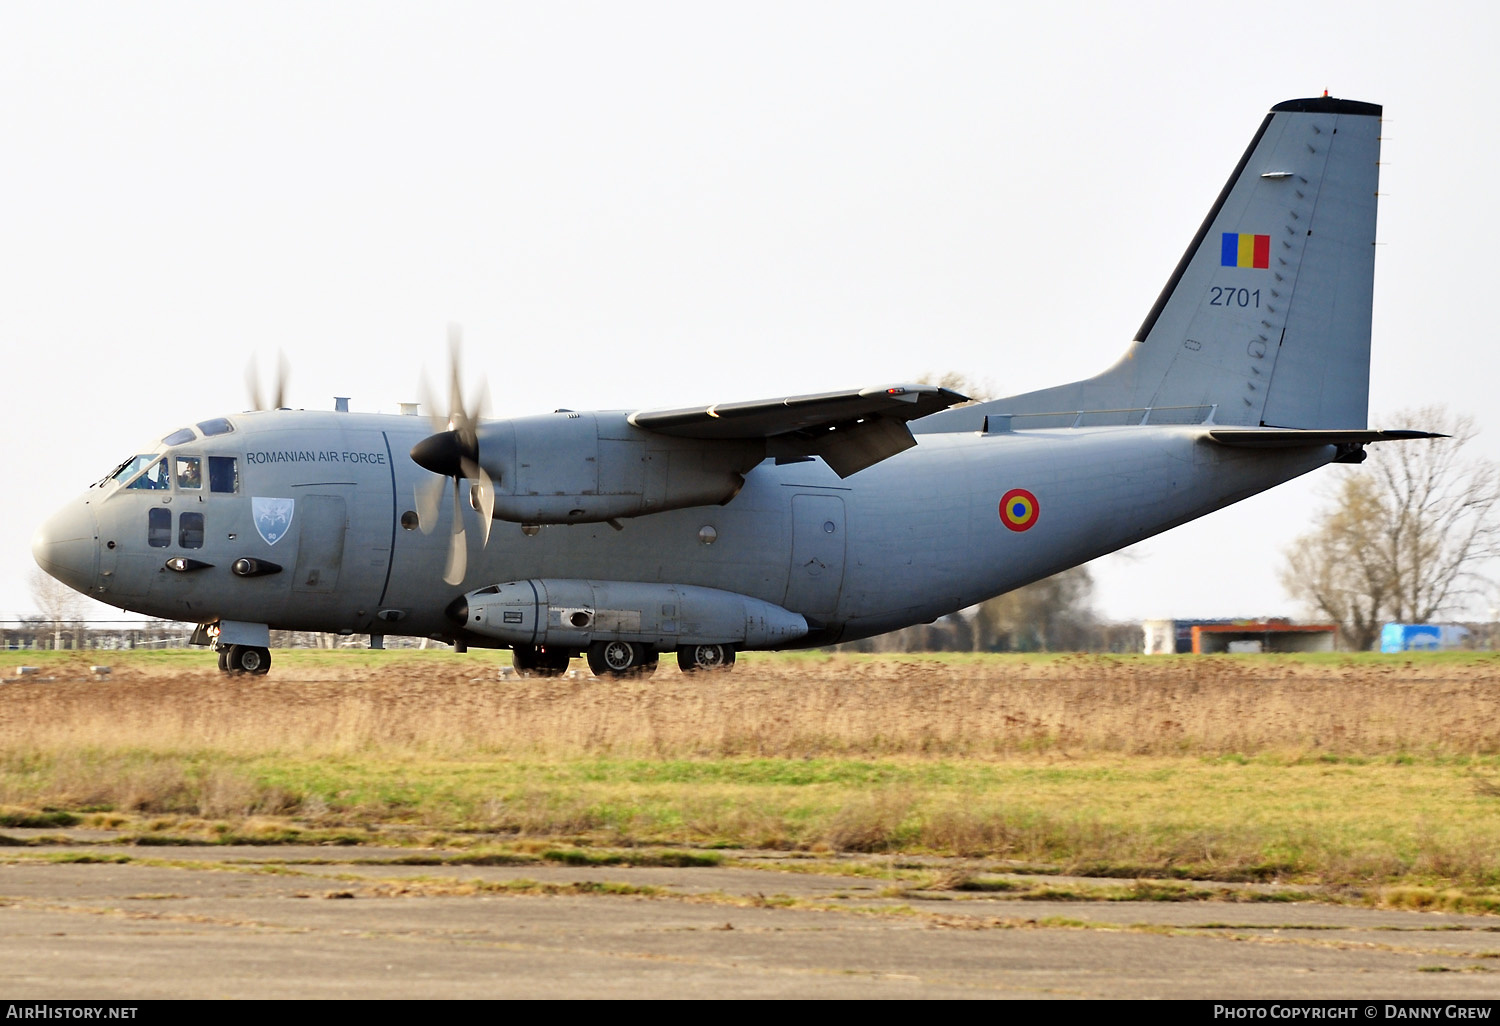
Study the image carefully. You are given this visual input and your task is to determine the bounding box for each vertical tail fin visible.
[928,97,1383,431]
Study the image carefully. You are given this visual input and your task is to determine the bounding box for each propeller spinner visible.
[411,325,496,586]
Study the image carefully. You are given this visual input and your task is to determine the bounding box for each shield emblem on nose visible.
[252,497,295,546]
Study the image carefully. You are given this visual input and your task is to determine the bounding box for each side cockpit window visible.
[208,456,238,493]
[175,456,202,489]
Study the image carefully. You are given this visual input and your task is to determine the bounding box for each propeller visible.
[245,352,291,411]
[410,324,496,586]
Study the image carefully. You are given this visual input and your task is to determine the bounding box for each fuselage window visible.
[175,456,202,489]
[197,418,234,437]
[148,507,171,548]
[127,458,171,491]
[179,511,204,549]
[208,456,238,493]
[162,428,196,447]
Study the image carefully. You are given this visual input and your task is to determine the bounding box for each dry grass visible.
[5,652,1500,894]
[2,653,1497,759]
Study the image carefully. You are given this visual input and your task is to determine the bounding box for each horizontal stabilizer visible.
[631,385,969,478]
[1207,428,1444,449]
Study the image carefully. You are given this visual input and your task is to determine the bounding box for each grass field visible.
[3,649,1500,910]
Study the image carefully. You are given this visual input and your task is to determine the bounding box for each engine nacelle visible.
[453,579,808,650]
[474,412,762,525]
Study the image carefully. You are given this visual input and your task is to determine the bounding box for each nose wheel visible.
[218,644,272,676]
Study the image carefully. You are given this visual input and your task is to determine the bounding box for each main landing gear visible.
[510,641,740,678]
[676,643,736,673]
[585,640,661,678]
[218,644,272,675]
[582,640,737,677]
[511,644,573,677]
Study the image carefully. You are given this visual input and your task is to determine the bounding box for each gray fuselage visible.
[46,409,1333,646]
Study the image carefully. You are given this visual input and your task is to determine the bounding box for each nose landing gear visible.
[218,644,272,675]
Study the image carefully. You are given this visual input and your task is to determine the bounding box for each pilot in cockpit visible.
[176,457,202,490]
[133,459,171,490]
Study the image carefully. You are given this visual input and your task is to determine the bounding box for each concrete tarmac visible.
[3,840,1500,999]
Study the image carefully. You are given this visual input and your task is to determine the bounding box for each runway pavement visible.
[2,837,1500,999]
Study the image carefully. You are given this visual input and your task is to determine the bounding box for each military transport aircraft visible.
[32,96,1433,677]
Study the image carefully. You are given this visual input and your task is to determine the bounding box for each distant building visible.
[1379,624,1472,653]
[1143,619,1337,654]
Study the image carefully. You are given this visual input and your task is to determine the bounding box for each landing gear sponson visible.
[456,578,803,678]
[512,640,733,678]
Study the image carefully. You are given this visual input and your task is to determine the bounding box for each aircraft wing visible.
[629,384,970,478]
[1206,428,1444,448]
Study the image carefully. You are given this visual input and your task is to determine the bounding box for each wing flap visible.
[630,385,967,438]
[629,385,969,478]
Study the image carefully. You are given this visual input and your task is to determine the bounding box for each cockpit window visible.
[162,428,196,446]
[108,454,157,486]
[197,418,234,437]
[175,456,202,489]
[127,458,171,490]
[208,456,238,493]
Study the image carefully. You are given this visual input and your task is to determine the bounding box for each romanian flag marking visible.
[1220,233,1270,269]
[999,488,1039,532]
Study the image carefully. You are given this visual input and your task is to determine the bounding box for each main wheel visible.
[587,640,646,677]
[226,645,271,675]
[217,647,230,673]
[513,645,573,677]
[676,644,736,673]
[539,646,573,675]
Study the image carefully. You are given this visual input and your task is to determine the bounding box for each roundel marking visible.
[999,488,1039,532]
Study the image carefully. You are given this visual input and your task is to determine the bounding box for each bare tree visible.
[917,371,992,403]
[1282,407,1500,649]
[971,565,1097,653]
[1281,473,1392,651]
[29,568,89,650]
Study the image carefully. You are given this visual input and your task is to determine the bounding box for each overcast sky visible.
[4,0,1498,624]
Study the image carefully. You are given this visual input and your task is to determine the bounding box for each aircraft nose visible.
[32,500,100,596]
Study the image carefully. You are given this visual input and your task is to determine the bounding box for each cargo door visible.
[291,495,348,594]
[785,493,846,616]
